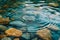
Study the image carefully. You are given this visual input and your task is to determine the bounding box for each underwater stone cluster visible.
[0,0,60,40]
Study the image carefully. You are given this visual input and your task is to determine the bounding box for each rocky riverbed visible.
[0,0,60,40]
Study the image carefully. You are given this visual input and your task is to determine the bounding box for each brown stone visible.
[0,25,7,31]
[47,24,60,30]
[5,28,22,37]
[0,10,6,13]
[0,35,6,39]
[3,5,9,8]
[11,18,15,21]
[36,28,51,40]
[14,38,20,40]
[48,3,59,7]
[0,17,10,24]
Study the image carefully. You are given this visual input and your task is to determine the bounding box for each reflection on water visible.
[0,0,60,40]
[22,1,60,32]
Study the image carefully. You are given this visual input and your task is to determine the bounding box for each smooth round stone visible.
[36,28,51,40]
[9,21,26,27]
[0,17,10,24]
[47,24,60,30]
[22,33,30,39]
[0,35,6,39]
[5,28,22,37]
[18,27,27,32]
[1,37,11,40]
[27,26,40,32]
[48,3,59,7]
[32,38,38,40]
[22,15,35,21]
[0,25,7,31]
[14,38,20,40]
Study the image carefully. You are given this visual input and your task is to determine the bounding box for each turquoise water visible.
[0,0,60,40]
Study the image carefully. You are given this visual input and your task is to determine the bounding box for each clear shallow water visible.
[8,2,60,32]
[1,0,60,40]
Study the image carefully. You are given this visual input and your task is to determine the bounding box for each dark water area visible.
[0,0,60,40]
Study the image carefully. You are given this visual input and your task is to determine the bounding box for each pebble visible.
[0,17,10,24]
[22,33,30,39]
[3,5,9,8]
[13,3,18,8]
[0,10,6,13]
[19,27,27,32]
[0,35,6,39]
[36,28,51,40]
[32,38,37,40]
[0,25,7,31]
[14,38,20,40]
[22,15,35,21]
[48,3,59,7]
[10,18,15,21]
[5,28,22,37]
[9,21,26,27]
[1,37,11,40]
[47,24,60,30]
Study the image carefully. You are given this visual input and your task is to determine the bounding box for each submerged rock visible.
[19,27,27,32]
[48,3,59,7]
[32,38,37,40]
[0,34,6,39]
[47,24,60,30]
[0,25,7,31]
[1,37,11,40]
[36,28,51,40]
[14,38,20,40]
[0,10,6,13]
[9,21,26,27]
[3,4,9,8]
[0,17,10,24]
[22,15,35,21]
[22,33,30,39]
[5,28,22,37]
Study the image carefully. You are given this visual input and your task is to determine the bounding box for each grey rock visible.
[22,33,30,39]
[1,37,11,40]
[9,21,26,27]
[0,25,7,31]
